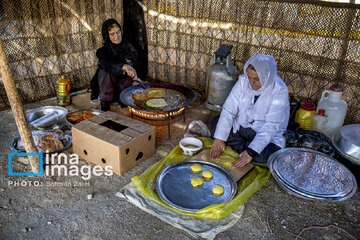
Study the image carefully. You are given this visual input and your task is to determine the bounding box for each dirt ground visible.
[0,93,359,240]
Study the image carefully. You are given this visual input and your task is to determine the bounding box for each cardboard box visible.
[72,111,155,175]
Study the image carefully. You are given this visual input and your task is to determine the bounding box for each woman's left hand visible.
[232,150,252,168]
[132,81,140,86]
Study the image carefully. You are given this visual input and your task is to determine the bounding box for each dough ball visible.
[191,177,204,188]
[212,185,224,196]
[202,170,213,181]
[190,163,202,174]
[223,161,233,170]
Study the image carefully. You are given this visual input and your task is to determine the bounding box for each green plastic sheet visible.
[132,137,270,219]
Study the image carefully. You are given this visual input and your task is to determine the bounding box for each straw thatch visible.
[0,0,359,123]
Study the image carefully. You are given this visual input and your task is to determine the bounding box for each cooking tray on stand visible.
[156,160,237,212]
[120,82,197,112]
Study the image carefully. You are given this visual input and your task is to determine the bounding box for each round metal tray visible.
[120,82,197,112]
[10,134,72,154]
[268,148,357,202]
[156,160,237,212]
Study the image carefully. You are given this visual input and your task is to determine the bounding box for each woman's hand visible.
[122,64,137,78]
[210,139,226,159]
[131,81,140,86]
[232,150,252,168]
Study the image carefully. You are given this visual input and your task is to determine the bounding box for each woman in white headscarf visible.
[210,54,290,168]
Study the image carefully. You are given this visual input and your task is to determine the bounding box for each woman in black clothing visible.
[92,18,141,111]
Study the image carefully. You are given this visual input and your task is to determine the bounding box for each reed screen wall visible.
[0,0,359,124]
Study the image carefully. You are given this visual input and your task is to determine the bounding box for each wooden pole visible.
[0,38,40,173]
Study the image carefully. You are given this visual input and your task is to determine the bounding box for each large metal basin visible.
[26,106,68,129]
[332,124,360,165]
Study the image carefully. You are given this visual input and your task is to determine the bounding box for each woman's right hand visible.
[210,139,226,159]
[122,64,137,78]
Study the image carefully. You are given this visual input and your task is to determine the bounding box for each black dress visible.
[94,41,138,104]
[90,19,139,107]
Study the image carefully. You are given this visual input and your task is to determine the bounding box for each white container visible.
[316,84,347,138]
[311,109,328,133]
[179,137,203,156]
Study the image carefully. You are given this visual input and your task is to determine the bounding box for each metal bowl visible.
[26,106,68,129]
[332,124,360,165]
[268,148,357,202]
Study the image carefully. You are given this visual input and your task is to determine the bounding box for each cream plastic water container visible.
[316,84,347,138]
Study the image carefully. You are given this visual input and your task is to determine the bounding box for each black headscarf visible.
[101,18,133,59]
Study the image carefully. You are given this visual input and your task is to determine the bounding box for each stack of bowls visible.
[268,148,357,202]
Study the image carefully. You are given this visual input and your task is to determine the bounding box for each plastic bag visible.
[132,137,270,219]
[16,130,66,153]
[184,120,211,138]
[284,127,335,156]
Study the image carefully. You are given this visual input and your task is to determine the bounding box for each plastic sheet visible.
[117,181,244,240]
[132,137,270,219]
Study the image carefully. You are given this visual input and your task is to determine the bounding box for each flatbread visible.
[146,98,168,108]
[132,92,148,101]
[147,89,166,98]
[67,110,96,124]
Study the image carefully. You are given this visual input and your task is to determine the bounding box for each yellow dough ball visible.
[191,177,204,188]
[202,170,213,181]
[223,161,233,170]
[190,163,202,174]
[212,185,224,196]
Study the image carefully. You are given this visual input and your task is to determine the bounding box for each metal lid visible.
[268,148,357,202]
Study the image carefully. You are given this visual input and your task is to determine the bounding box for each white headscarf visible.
[239,54,277,127]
